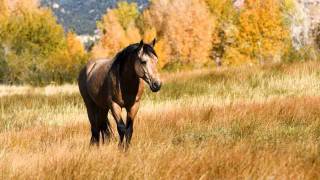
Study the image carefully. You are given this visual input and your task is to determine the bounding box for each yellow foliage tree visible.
[0,0,8,42]
[143,27,171,68]
[113,1,139,30]
[225,0,289,65]
[166,0,213,64]
[142,0,170,36]
[50,32,86,71]
[143,0,214,67]
[0,0,88,84]
[205,0,238,66]
[45,32,87,83]
[0,0,8,22]
[7,0,39,11]
[92,2,141,59]
[66,32,85,58]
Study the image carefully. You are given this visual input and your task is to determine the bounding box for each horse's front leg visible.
[110,101,126,147]
[125,102,140,147]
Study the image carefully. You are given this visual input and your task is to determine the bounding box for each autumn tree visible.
[92,2,141,59]
[3,4,67,83]
[205,0,238,66]
[113,1,139,30]
[224,0,289,65]
[143,0,214,67]
[0,0,8,81]
[44,32,87,83]
[0,0,87,84]
[0,0,8,37]
[143,27,171,68]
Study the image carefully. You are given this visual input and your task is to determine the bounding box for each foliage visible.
[0,0,316,84]
[0,0,87,84]
[92,2,141,59]
[143,27,171,68]
[0,45,8,82]
[113,1,139,30]
[224,0,290,65]
[314,23,320,51]
[205,0,238,66]
[40,0,149,35]
[43,32,88,84]
[142,0,214,68]
[165,0,213,65]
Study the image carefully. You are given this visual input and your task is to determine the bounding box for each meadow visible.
[1,61,320,179]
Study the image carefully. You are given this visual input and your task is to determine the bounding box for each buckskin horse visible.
[78,39,162,148]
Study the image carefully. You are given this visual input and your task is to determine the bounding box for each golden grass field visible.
[1,62,320,179]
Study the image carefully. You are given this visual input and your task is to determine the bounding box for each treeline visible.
[0,0,87,84]
[0,0,319,85]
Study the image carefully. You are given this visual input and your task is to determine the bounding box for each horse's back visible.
[86,59,111,77]
[78,58,113,106]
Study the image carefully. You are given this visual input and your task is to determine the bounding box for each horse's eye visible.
[141,61,147,65]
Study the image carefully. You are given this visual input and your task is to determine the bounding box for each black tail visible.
[101,117,113,143]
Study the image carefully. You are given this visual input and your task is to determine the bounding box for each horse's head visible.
[134,39,162,92]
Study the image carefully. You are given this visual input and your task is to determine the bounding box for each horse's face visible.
[135,39,162,92]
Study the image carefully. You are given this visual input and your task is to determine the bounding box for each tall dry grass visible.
[1,62,320,179]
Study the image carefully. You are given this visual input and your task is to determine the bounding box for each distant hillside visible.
[41,0,149,35]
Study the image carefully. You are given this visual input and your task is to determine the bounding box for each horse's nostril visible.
[150,81,161,92]
[153,82,161,89]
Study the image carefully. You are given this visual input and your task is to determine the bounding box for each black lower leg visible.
[90,127,100,145]
[117,121,126,146]
[100,121,111,143]
[125,119,133,146]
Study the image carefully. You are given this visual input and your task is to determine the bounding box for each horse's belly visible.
[85,60,112,108]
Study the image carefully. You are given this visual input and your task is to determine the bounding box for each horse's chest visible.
[113,85,144,108]
[114,91,142,108]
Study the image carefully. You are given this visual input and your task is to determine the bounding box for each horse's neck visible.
[117,58,141,92]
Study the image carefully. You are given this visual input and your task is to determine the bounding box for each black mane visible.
[112,43,158,69]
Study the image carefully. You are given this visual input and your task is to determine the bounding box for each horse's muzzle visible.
[150,81,162,92]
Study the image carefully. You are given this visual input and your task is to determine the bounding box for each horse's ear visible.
[150,38,156,47]
[139,40,144,48]
[138,40,144,57]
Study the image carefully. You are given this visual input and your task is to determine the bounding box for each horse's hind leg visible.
[79,91,100,145]
[78,69,100,145]
[88,105,100,145]
[98,108,111,144]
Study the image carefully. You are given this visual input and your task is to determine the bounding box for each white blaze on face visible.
[141,53,160,83]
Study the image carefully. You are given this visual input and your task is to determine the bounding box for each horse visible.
[78,39,162,148]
